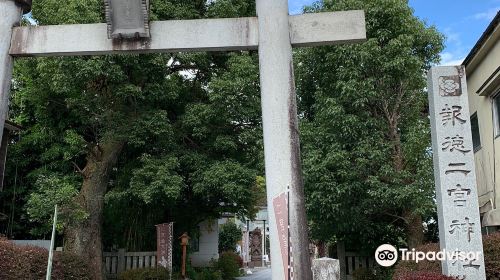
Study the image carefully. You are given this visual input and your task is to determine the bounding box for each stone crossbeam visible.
[10,10,366,57]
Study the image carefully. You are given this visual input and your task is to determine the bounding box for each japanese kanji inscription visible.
[428,66,486,279]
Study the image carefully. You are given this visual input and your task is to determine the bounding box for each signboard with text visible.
[156,223,173,273]
[273,192,290,280]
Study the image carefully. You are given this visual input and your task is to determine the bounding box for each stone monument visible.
[249,228,263,268]
[312,258,340,280]
[428,66,486,279]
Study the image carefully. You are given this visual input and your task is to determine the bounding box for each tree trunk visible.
[403,210,424,249]
[65,140,125,280]
[316,240,328,258]
[387,113,424,248]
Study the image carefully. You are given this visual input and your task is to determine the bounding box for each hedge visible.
[0,238,91,280]
[393,232,500,279]
[118,267,170,280]
[483,232,500,279]
[215,251,241,280]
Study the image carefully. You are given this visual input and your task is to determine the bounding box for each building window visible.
[493,93,500,137]
[471,113,481,152]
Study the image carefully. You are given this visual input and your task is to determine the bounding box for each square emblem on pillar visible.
[104,0,150,39]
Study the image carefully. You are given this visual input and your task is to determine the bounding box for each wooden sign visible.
[156,223,173,273]
[273,192,290,280]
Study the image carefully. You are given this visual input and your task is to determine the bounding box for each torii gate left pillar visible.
[0,0,28,143]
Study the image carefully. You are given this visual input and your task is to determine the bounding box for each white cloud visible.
[472,7,499,21]
[439,28,466,66]
[443,28,461,46]
[439,52,465,66]
[440,52,452,62]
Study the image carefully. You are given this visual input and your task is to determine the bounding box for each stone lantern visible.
[179,232,190,278]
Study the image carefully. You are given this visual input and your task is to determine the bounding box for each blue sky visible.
[289,0,500,65]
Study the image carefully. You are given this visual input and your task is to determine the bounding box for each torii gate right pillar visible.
[256,0,312,279]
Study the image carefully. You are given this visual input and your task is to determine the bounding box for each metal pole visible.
[46,205,58,280]
[261,220,265,267]
[0,0,22,145]
[263,220,266,267]
[256,0,312,279]
[246,219,250,267]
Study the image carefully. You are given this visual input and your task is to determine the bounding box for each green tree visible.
[219,220,242,253]
[8,0,262,278]
[297,0,444,250]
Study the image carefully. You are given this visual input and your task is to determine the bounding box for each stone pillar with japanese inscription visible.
[428,66,486,279]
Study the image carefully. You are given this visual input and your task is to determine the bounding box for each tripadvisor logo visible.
[375,244,398,267]
[375,244,483,267]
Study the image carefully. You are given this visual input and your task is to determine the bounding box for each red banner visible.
[273,192,289,280]
[156,223,173,271]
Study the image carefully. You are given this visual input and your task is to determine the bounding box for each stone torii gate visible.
[0,0,366,279]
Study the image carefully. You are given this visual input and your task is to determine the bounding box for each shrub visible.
[56,251,92,279]
[237,255,244,268]
[118,267,170,280]
[352,267,376,280]
[483,232,500,279]
[23,245,54,279]
[393,272,457,280]
[215,251,240,280]
[218,221,241,253]
[0,238,90,280]
[0,238,28,279]
[393,243,441,277]
[195,268,223,280]
[186,263,198,280]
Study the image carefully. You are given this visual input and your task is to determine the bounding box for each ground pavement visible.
[236,268,272,280]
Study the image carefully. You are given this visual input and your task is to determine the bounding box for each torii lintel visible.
[10,10,366,57]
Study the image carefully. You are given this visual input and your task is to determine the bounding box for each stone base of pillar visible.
[312,258,340,280]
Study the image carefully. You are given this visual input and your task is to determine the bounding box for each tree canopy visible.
[3,0,264,277]
[297,0,444,250]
